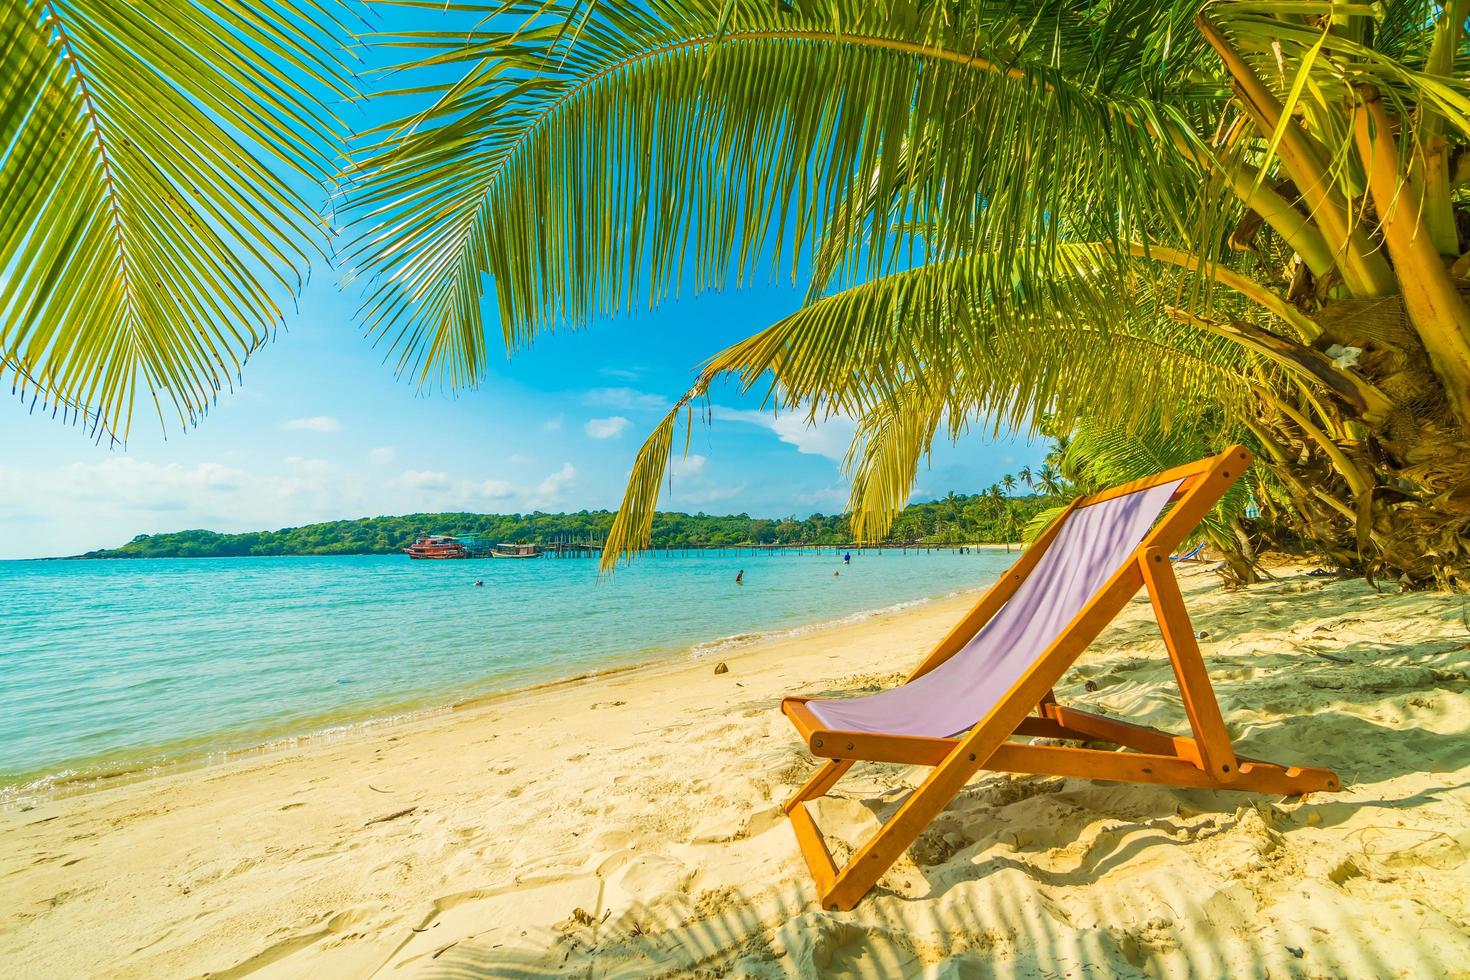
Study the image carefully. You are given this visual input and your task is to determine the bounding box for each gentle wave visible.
[686,588,974,658]
[0,550,1010,804]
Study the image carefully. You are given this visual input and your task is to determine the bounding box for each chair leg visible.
[783,759,855,898]
[1140,548,1239,781]
[819,746,990,910]
[784,758,854,813]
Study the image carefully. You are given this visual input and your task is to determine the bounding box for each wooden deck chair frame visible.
[779,446,1340,911]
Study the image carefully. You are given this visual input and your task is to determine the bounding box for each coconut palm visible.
[337,0,1470,585]
[1000,474,1017,495]
[1017,467,1034,490]
[1034,464,1065,498]
[0,0,353,439]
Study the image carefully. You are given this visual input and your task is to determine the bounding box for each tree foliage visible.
[78,492,1051,559]
[1,0,354,438]
[349,0,1470,587]
[10,0,1470,588]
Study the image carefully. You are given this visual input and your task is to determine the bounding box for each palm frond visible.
[701,243,1272,434]
[3,354,117,443]
[1,0,354,437]
[842,381,951,543]
[345,0,1216,389]
[1205,1,1470,168]
[1062,414,1257,541]
[593,245,1285,565]
[600,397,686,571]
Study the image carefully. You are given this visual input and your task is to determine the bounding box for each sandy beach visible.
[3,563,1469,978]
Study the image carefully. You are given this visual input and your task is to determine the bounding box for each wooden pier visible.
[542,537,604,559]
[539,538,1005,559]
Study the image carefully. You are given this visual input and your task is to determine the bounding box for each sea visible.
[0,548,1014,801]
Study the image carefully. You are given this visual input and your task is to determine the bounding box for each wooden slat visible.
[1074,451,1222,508]
[783,758,855,813]
[780,698,824,744]
[1140,547,1240,780]
[1043,705,1201,764]
[1141,447,1254,556]
[985,743,1339,794]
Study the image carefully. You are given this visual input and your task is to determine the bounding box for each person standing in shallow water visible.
[843,551,851,565]
[735,570,744,585]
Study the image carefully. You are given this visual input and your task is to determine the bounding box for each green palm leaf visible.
[594,244,1286,567]
[841,381,952,544]
[1,0,354,438]
[345,0,1215,389]
[1059,413,1261,550]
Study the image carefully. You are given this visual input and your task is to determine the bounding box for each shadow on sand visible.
[395,578,1469,977]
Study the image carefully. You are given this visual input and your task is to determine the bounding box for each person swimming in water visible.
[735,569,744,585]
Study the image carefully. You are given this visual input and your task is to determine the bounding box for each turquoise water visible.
[0,549,1011,795]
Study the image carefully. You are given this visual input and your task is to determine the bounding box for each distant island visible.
[77,492,1050,559]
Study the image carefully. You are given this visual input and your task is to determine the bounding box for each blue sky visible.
[0,8,1047,560]
[0,272,1044,559]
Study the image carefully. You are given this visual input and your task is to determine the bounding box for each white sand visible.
[3,564,1469,977]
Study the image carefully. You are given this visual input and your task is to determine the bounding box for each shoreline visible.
[6,565,1467,977]
[31,542,1024,561]
[1,580,989,807]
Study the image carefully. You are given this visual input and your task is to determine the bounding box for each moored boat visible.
[404,534,467,559]
[490,542,541,559]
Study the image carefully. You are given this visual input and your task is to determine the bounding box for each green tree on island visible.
[84,493,1051,559]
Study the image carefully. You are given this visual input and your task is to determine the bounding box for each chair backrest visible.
[806,479,1184,738]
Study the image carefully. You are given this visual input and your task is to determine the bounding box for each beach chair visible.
[1172,541,1206,562]
[780,446,1339,910]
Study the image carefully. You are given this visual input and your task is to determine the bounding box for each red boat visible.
[404,534,467,559]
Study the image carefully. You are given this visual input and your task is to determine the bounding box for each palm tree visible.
[11,1,1460,584]
[1017,467,1034,491]
[1,0,353,439]
[1000,474,1017,495]
[1034,464,1065,499]
[344,0,1470,586]
[1043,435,1071,473]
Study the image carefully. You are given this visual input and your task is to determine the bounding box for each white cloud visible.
[661,454,754,509]
[388,470,516,510]
[506,453,533,466]
[474,479,515,500]
[283,415,341,433]
[581,387,667,412]
[600,367,642,381]
[543,415,564,432]
[585,416,630,439]
[0,456,363,555]
[536,463,577,501]
[711,407,857,461]
[674,481,749,506]
[392,469,452,492]
[368,446,396,465]
[671,454,707,477]
[798,485,850,508]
